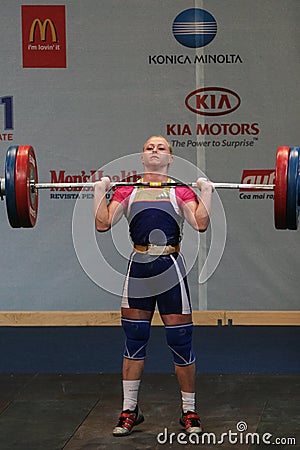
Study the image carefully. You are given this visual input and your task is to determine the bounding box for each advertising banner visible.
[0,0,299,313]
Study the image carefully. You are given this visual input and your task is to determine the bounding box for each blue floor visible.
[0,326,299,373]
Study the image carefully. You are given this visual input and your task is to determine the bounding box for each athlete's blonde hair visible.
[143,135,173,154]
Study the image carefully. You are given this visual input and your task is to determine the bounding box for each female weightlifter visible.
[94,136,213,436]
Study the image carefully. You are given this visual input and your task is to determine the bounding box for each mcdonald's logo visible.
[22,5,66,68]
[29,18,57,43]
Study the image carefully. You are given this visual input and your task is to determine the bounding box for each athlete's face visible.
[141,137,173,171]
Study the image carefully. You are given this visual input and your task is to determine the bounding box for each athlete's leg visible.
[113,307,153,436]
[161,313,196,394]
[161,312,202,434]
[113,251,157,435]
[121,307,153,382]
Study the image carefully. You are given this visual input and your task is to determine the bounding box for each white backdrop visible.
[0,0,299,311]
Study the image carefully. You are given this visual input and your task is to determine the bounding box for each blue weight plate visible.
[298,173,300,207]
[286,146,300,230]
[5,146,20,228]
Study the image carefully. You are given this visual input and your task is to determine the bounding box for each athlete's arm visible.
[94,178,124,231]
[182,179,213,232]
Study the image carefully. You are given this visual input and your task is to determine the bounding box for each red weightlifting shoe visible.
[180,410,203,434]
[113,404,144,436]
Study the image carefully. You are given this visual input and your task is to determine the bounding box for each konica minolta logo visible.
[172,8,217,48]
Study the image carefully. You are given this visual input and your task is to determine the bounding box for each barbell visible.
[2,144,300,230]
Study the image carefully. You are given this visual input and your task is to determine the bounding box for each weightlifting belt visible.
[134,243,180,255]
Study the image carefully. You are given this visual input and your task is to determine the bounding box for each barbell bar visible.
[33,181,275,190]
[1,144,299,230]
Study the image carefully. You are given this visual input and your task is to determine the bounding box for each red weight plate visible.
[15,145,39,227]
[274,146,290,229]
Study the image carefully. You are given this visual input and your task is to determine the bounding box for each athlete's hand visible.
[196,177,214,193]
[94,177,111,192]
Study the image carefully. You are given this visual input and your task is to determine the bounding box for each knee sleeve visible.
[165,323,195,366]
[121,318,151,360]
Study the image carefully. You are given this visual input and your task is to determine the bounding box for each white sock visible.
[181,391,196,413]
[123,380,141,411]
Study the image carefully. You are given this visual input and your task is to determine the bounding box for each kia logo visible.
[185,87,241,116]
